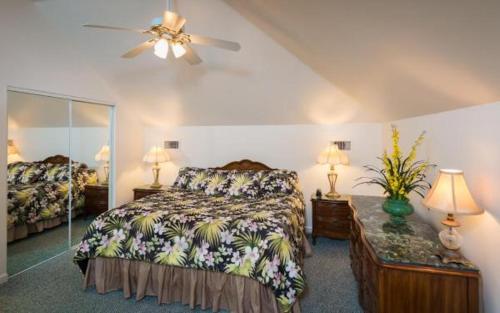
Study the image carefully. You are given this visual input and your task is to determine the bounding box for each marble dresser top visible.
[350,195,478,272]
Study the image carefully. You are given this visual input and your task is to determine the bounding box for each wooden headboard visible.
[40,155,88,168]
[217,159,273,171]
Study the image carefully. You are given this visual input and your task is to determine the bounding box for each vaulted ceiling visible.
[29,0,500,125]
[223,0,500,119]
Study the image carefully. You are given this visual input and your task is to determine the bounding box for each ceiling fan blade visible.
[188,34,241,51]
[162,10,186,32]
[83,24,148,33]
[121,39,157,58]
[183,45,202,65]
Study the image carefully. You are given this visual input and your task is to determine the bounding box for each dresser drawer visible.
[315,201,350,217]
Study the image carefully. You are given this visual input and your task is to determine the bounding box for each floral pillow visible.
[260,170,299,196]
[173,167,203,189]
[204,170,232,196]
[43,163,87,182]
[188,169,214,191]
[8,162,48,184]
[227,170,263,198]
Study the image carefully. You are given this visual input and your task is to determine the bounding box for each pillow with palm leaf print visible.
[227,170,263,198]
[204,170,232,196]
[259,170,299,196]
[43,163,72,182]
[8,162,48,184]
[187,168,215,191]
[173,167,205,189]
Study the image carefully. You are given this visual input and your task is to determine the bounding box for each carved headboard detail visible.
[217,159,273,171]
[40,155,88,168]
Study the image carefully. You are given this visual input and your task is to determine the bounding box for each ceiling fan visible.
[83,0,241,65]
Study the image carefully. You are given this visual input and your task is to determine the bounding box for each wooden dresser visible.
[350,196,481,313]
[311,195,351,244]
[84,184,109,216]
[133,185,167,200]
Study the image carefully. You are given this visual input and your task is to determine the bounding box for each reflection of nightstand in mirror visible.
[133,185,167,200]
[311,195,351,245]
[84,184,109,216]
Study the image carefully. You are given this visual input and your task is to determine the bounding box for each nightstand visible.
[311,195,351,244]
[133,185,167,200]
[84,184,109,216]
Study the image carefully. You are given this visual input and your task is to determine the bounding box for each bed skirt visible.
[83,257,301,313]
[7,209,84,243]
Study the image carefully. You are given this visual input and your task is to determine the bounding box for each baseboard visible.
[0,272,8,284]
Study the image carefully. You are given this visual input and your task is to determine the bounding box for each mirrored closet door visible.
[70,100,112,247]
[6,89,114,276]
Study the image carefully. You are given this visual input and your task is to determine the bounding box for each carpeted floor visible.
[0,237,362,313]
[7,217,93,275]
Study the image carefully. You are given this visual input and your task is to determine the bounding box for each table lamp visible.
[317,143,349,198]
[7,139,22,164]
[422,169,483,264]
[95,145,110,184]
[143,146,170,189]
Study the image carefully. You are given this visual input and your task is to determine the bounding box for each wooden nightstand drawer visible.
[84,184,109,216]
[312,195,351,244]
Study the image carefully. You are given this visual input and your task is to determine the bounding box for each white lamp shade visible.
[143,146,170,164]
[317,143,349,166]
[95,145,110,162]
[422,169,483,215]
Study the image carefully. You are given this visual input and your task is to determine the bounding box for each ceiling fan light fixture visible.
[171,43,186,58]
[154,38,169,59]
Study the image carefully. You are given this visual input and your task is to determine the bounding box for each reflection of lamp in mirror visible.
[95,145,110,185]
[7,139,22,164]
[422,169,483,264]
[317,143,349,198]
[143,146,170,189]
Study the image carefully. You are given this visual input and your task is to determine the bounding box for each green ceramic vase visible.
[382,198,414,225]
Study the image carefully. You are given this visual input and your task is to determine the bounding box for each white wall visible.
[143,124,384,231]
[389,102,500,313]
[0,0,145,283]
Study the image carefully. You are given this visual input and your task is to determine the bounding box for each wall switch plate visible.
[332,141,351,151]
[164,141,179,149]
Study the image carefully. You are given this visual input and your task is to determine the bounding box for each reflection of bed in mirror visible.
[7,154,98,243]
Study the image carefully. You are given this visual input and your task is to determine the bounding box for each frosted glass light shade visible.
[154,39,169,59]
[422,169,483,215]
[95,145,110,162]
[143,146,170,164]
[317,143,349,166]
[171,43,186,58]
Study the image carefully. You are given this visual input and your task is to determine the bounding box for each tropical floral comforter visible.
[75,185,306,311]
[7,161,97,229]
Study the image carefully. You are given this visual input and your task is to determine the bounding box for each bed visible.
[74,160,309,313]
[7,155,97,242]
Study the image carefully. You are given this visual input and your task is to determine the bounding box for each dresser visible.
[133,185,167,200]
[84,184,109,216]
[350,196,481,313]
[311,195,351,244]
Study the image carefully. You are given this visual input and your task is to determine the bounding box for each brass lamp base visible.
[150,163,162,189]
[325,164,340,199]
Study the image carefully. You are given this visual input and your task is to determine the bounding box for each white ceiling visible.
[223,0,500,119]
[28,0,500,125]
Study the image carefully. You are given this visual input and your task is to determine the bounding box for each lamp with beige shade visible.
[7,139,22,164]
[317,143,349,198]
[422,169,483,264]
[95,145,110,184]
[143,146,170,189]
